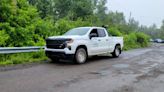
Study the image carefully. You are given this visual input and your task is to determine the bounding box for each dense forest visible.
[0,0,164,49]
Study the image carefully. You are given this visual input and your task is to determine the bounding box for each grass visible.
[0,50,48,66]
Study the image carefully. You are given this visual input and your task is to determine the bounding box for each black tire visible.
[74,48,87,64]
[112,45,121,58]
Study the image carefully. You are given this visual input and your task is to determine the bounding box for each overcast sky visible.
[107,0,164,27]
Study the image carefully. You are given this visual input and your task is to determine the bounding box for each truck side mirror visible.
[90,33,98,39]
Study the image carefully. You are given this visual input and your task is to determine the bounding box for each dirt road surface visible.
[0,43,164,92]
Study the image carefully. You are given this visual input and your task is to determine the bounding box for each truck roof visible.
[76,27,105,29]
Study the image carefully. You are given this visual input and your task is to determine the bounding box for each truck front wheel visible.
[74,48,87,64]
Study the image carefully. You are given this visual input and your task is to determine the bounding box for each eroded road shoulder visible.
[0,44,164,92]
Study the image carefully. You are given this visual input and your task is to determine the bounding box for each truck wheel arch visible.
[115,44,122,53]
[111,44,122,57]
[76,45,88,55]
[74,45,88,64]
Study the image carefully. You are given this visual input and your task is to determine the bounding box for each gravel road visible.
[0,43,164,92]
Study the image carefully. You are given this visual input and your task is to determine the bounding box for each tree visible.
[128,18,139,31]
[0,0,54,47]
[159,20,164,39]
[28,0,53,19]
[53,0,94,20]
[161,20,164,31]
[106,11,126,26]
[69,0,94,20]
[28,0,95,20]
[95,0,108,22]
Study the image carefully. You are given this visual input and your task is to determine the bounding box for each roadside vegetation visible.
[1,0,163,65]
[0,51,47,66]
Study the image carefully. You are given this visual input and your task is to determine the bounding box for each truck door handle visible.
[106,39,108,41]
[98,39,101,41]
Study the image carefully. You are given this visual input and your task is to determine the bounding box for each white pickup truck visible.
[45,27,123,64]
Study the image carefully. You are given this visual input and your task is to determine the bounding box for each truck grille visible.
[46,39,67,49]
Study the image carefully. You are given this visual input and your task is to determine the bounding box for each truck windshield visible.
[64,28,90,36]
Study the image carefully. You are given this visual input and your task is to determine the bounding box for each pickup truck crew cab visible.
[45,27,123,64]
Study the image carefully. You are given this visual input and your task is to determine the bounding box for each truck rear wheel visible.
[112,45,121,58]
[74,48,87,64]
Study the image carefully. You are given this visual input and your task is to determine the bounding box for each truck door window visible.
[90,29,98,37]
[98,29,106,37]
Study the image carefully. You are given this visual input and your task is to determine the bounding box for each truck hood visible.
[47,35,84,40]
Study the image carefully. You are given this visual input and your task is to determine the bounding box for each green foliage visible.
[95,0,107,22]
[0,51,47,66]
[33,18,55,46]
[28,0,94,20]
[140,22,164,39]
[0,30,9,46]
[159,21,164,39]
[124,33,138,50]
[108,27,122,36]
[135,32,150,47]
[0,0,55,47]
[0,0,152,65]
[55,18,92,35]
[123,32,150,50]
[105,12,126,26]
[28,0,53,18]
[0,0,151,49]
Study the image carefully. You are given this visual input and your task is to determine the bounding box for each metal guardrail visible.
[0,46,44,54]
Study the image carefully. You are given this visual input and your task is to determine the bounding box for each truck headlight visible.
[65,39,74,49]
[66,39,74,44]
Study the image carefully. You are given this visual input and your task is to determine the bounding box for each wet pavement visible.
[0,43,164,92]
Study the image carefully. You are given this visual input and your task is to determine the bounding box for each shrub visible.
[123,33,139,50]
[0,51,47,66]
[0,30,9,46]
[123,32,150,50]
[108,27,122,36]
[135,32,150,47]
[54,18,92,35]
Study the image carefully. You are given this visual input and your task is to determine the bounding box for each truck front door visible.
[97,28,109,53]
[88,29,101,55]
